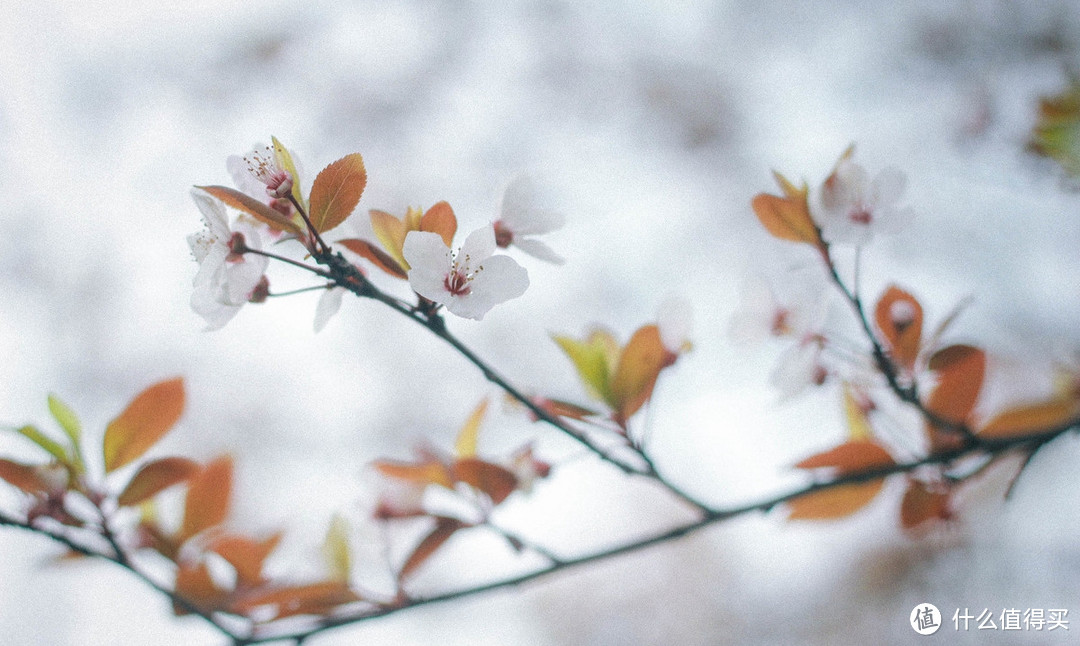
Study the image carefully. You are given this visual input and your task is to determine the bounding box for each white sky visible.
[2,1,1080,644]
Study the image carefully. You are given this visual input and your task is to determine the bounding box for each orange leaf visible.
[750,172,823,248]
[338,238,407,278]
[174,561,228,616]
[230,580,360,620]
[979,397,1080,440]
[180,456,233,542]
[195,185,302,235]
[103,378,185,473]
[794,440,895,474]
[451,458,518,504]
[373,459,453,489]
[309,153,367,234]
[399,517,465,581]
[209,532,282,587]
[610,325,667,424]
[899,479,951,530]
[420,201,457,247]
[0,458,49,494]
[873,285,923,371]
[787,480,885,520]
[117,457,200,507]
[540,397,600,422]
[925,344,985,452]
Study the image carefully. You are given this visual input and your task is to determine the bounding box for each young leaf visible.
[787,480,885,520]
[117,457,200,507]
[1030,78,1080,177]
[210,532,282,588]
[610,324,668,423]
[750,172,824,249]
[338,238,408,278]
[419,201,457,247]
[271,136,306,208]
[454,399,489,458]
[899,479,951,530]
[373,458,453,489]
[553,329,619,405]
[369,209,410,269]
[399,517,465,581]
[322,514,352,584]
[794,440,895,474]
[13,425,70,466]
[873,285,923,371]
[230,581,360,620]
[841,385,873,441]
[47,394,81,448]
[0,458,50,494]
[195,185,303,235]
[979,398,1080,440]
[308,153,367,234]
[103,377,185,473]
[925,344,985,451]
[451,458,518,505]
[180,456,233,542]
[173,561,228,616]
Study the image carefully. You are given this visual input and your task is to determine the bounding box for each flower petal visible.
[511,237,565,264]
[314,287,345,333]
[403,231,454,303]
[459,225,497,262]
[191,188,229,239]
[446,254,529,320]
[870,166,907,207]
[500,177,564,235]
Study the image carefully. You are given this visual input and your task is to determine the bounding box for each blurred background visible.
[2,0,1080,643]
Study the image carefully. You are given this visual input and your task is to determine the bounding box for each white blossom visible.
[493,176,565,264]
[403,226,529,320]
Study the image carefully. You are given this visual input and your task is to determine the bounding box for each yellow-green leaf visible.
[271,136,306,208]
[370,209,409,269]
[553,329,620,405]
[47,394,81,448]
[103,378,185,473]
[13,425,70,466]
[180,456,233,541]
[117,457,200,507]
[321,514,351,583]
[309,153,367,234]
[841,385,873,441]
[454,399,489,458]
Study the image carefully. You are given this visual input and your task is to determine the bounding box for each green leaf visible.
[553,329,620,405]
[13,425,70,466]
[47,394,81,447]
[308,153,367,234]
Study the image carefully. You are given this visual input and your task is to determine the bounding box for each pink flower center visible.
[444,268,471,296]
[849,207,873,225]
[493,220,514,248]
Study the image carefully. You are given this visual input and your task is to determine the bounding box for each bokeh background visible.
[2,1,1080,644]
